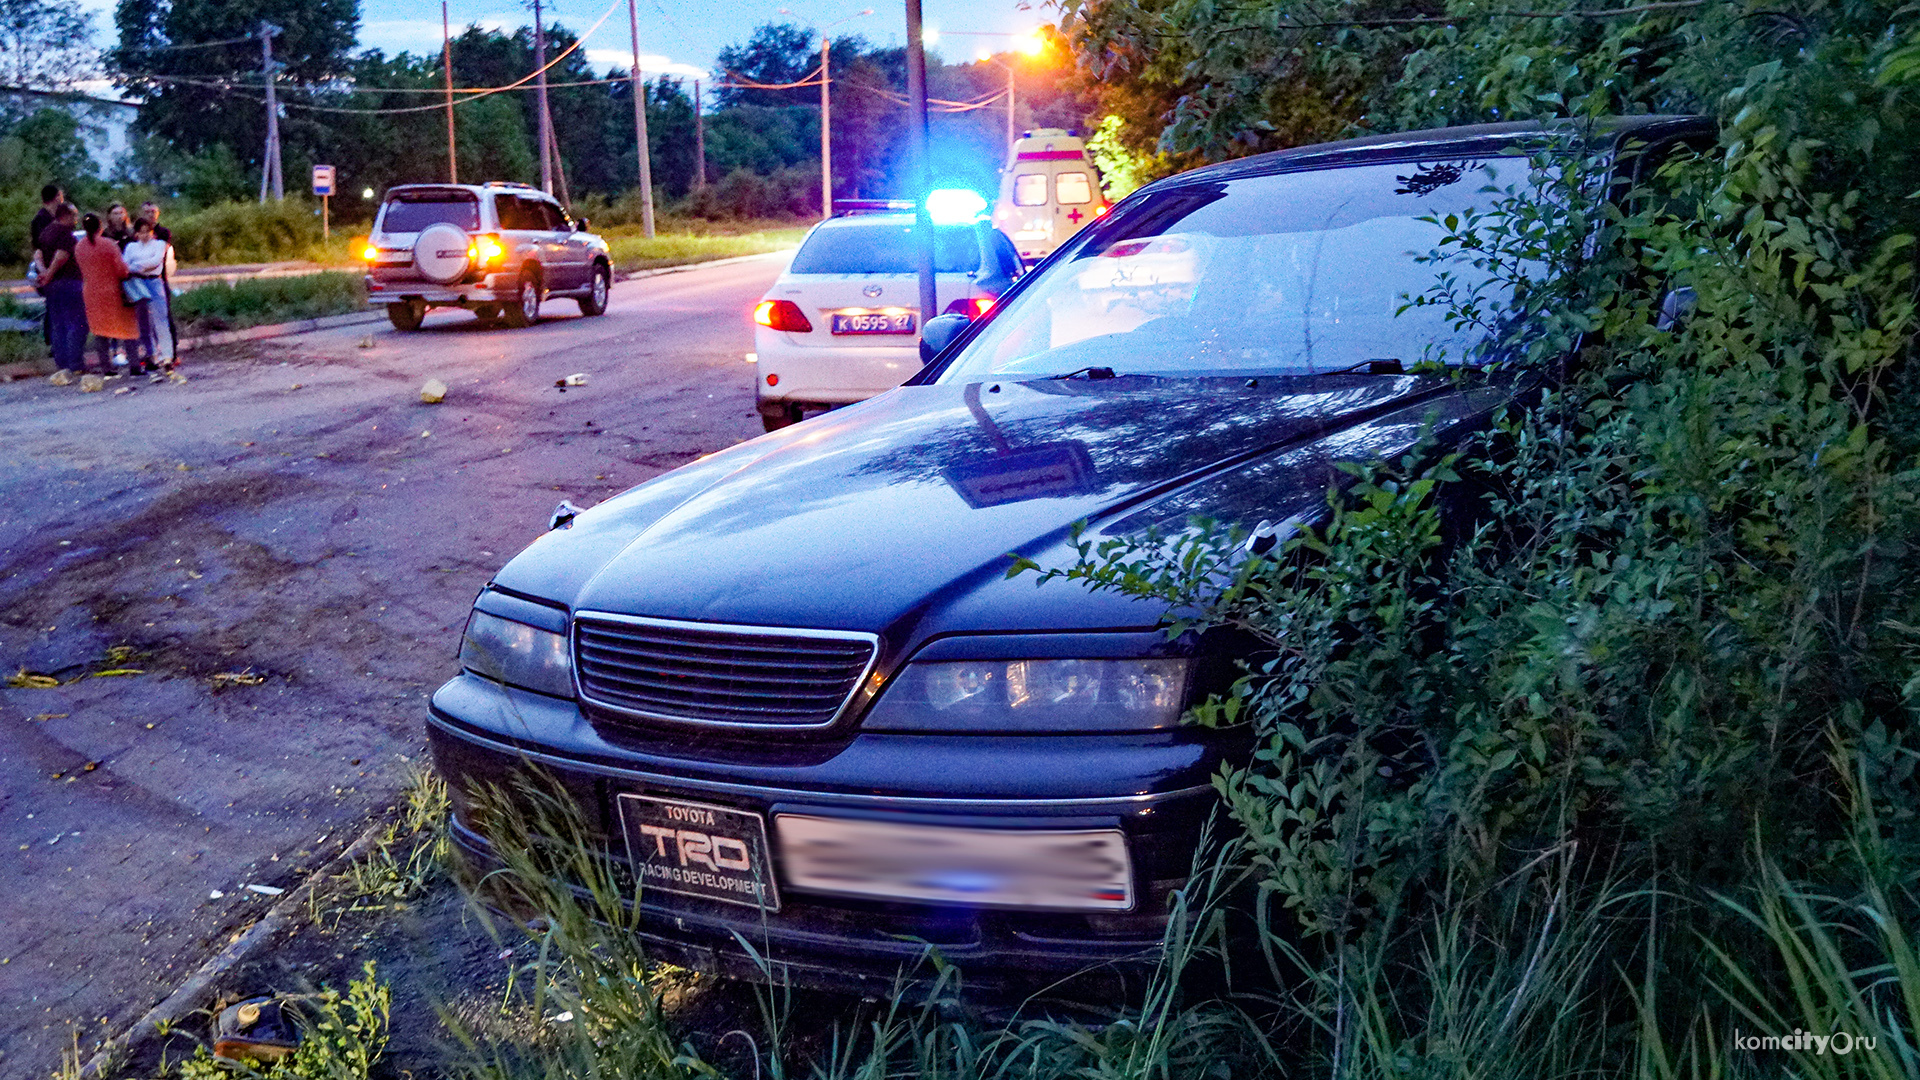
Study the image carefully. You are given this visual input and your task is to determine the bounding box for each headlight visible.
[459,610,572,697]
[862,658,1189,733]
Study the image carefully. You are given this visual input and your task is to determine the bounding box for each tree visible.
[111,0,360,177]
[714,23,816,108]
[0,0,95,91]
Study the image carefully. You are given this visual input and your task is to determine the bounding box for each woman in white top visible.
[122,217,176,371]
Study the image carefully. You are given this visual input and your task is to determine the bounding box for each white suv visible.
[361,182,613,331]
[752,209,1021,430]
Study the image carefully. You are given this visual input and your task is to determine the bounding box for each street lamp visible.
[977,30,1049,154]
[780,7,874,219]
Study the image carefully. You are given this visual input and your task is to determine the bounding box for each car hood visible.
[493,373,1517,641]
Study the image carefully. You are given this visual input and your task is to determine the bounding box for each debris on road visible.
[209,890,224,899]
[556,373,589,387]
[47,370,72,386]
[419,430,430,438]
[288,383,303,391]
[169,370,188,384]
[213,997,300,1064]
[357,335,375,349]
[80,374,105,393]
[420,378,447,404]
[211,670,267,690]
[7,670,59,689]
[113,385,132,395]
[244,883,285,896]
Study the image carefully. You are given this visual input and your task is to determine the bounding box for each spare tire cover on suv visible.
[413,223,471,285]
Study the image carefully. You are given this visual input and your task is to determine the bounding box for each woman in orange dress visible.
[74,212,143,373]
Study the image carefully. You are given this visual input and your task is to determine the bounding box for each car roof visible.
[812,213,993,232]
[384,183,555,199]
[1150,116,1714,192]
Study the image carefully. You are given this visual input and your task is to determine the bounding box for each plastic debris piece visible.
[168,371,188,384]
[209,890,224,899]
[556,373,589,387]
[112,385,132,395]
[288,383,302,390]
[213,996,299,1064]
[79,374,105,393]
[420,378,448,404]
[420,430,431,438]
[547,1011,574,1023]
[244,883,284,896]
[357,335,375,349]
[48,370,72,387]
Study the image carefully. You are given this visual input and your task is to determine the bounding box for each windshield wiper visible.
[1335,358,1406,375]
[1051,366,1119,380]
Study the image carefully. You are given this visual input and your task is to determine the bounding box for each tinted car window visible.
[494,195,542,231]
[788,222,981,275]
[538,201,570,230]
[1013,174,1048,207]
[940,159,1537,379]
[1056,171,1093,205]
[381,194,479,233]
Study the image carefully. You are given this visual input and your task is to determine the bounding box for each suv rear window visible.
[380,193,479,233]
[789,222,980,275]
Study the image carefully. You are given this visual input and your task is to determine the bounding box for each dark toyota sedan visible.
[429,117,1711,996]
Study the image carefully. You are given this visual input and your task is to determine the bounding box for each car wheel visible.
[503,269,542,328]
[577,263,611,316]
[759,403,805,432]
[386,300,426,332]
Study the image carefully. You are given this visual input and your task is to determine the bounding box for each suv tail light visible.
[754,299,813,333]
[468,233,506,267]
[944,296,995,318]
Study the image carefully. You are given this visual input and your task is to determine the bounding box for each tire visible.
[502,268,542,328]
[386,299,426,332]
[577,263,611,316]
[759,403,804,432]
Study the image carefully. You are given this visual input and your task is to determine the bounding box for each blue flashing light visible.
[925,188,989,227]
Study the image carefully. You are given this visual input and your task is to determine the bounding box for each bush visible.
[673,166,821,221]
[166,199,327,265]
[169,272,366,333]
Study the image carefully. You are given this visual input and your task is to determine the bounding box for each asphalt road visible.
[0,254,784,1074]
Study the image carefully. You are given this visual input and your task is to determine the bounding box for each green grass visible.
[168,272,368,333]
[602,226,805,274]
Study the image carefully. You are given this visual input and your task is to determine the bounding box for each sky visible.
[69,0,1061,83]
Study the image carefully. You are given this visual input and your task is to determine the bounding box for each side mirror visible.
[919,312,971,364]
[574,217,590,233]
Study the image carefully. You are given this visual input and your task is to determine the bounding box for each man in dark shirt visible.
[30,184,62,343]
[29,183,61,259]
[38,203,88,372]
[138,200,172,244]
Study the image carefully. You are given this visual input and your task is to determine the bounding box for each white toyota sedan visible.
[753,208,1022,430]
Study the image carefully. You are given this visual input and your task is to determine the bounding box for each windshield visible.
[937,159,1535,380]
[790,221,981,275]
[380,195,479,233]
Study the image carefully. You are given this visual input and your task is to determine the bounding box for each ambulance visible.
[991,128,1110,265]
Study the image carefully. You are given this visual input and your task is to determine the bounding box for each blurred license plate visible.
[830,311,916,335]
[775,815,1133,910]
[618,794,779,910]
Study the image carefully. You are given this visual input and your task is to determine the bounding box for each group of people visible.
[28,183,179,378]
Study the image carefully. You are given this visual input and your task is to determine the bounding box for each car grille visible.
[573,613,878,729]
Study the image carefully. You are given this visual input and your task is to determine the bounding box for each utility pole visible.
[442,1,458,183]
[533,0,553,193]
[626,0,655,238]
[904,0,935,323]
[819,32,831,219]
[694,79,706,188]
[1004,63,1014,152]
[258,22,283,202]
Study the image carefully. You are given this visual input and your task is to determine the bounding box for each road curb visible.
[615,249,792,281]
[79,817,393,1079]
[177,310,387,354]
